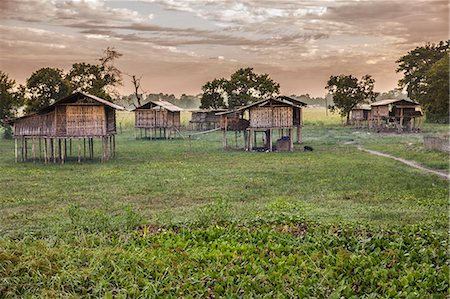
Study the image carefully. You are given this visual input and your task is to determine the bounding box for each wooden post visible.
[53,138,56,163]
[43,138,48,164]
[32,137,36,162]
[83,138,86,161]
[39,138,42,162]
[61,138,65,164]
[77,138,81,163]
[289,128,294,152]
[14,138,18,163]
[101,137,104,163]
[24,138,27,161]
[399,108,404,132]
[69,139,72,156]
[235,131,238,148]
[297,125,302,144]
[223,116,228,149]
[248,129,253,151]
[269,128,273,152]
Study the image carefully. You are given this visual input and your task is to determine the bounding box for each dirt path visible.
[357,146,450,181]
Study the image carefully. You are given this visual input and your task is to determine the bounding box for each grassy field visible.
[0,110,448,297]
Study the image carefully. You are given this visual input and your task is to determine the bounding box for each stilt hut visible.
[351,104,371,128]
[368,99,422,132]
[134,100,183,139]
[12,91,124,163]
[218,96,306,151]
[190,109,226,130]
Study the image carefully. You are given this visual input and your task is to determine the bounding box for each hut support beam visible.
[32,137,35,162]
[61,138,65,164]
[14,138,18,163]
[269,129,273,152]
[289,129,294,151]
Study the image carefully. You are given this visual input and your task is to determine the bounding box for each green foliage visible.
[0,71,24,138]
[200,67,280,109]
[66,62,118,101]
[396,41,449,122]
[326,74,378,124]
[200,78,227,109]
[0,222,447,297]
[420,55,449,123]
[25,67,71,113]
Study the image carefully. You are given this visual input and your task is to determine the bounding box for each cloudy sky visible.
[0,0,448,97]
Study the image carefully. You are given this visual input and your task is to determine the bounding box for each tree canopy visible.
[26,67,71,113]
[325,74,378,125]
[0,71,24,138]
[396,41,449,122]
[200,68,280,109]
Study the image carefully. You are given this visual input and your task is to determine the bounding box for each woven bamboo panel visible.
[249,107,293,128]
[14,112,55,136]
[66,105,105,136]
[135,110,180,128]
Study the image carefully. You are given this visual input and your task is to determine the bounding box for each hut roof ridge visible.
[134,100,183,112]
[370,98,419,107]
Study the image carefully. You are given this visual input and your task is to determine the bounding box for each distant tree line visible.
[326,40,449,124]
[118,93,201,110]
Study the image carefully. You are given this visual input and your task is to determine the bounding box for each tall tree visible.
[325,74,378,125]
[66,63,118,101]
[67,47,123,101]
[200,78,227,109]
[396,41,448,104]
[419,55,449,122]
[225,68,280,108]
[0,71,25,138]
[200,68,280,109]
[25,67,71,113]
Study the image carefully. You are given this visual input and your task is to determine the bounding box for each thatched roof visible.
[216,96,307,116]
[134,100,183,112]
[353,104,372,110]
[371,99,419,107]
[11,91,125,122]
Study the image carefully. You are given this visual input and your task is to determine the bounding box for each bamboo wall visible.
[14,112,56,136]
[371,106,389,118]
[249,107,293,128]
[65,105,105,136]
[352,110,365,120]
[135,110,180,128]
[14,104,114,137]
[191,111,221,124]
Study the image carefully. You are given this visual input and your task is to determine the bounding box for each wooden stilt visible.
[269,129,273,152]
[53,138,56,163]
[39,138,42,162]
[289,129,294,152]
[69,139,72,156]
[83,138,86,161]
[43,138,48,164]
[113,135,116,158]
[101,137,104,162]
[24,138,27,161]
[61,138,65,164]
[14,138,18,163]
[297,126,302,144]
[248,129,253,151]
[32,137,36,162]
[77,138,81,163]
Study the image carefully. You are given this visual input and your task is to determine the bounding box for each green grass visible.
[0,121,448,297]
